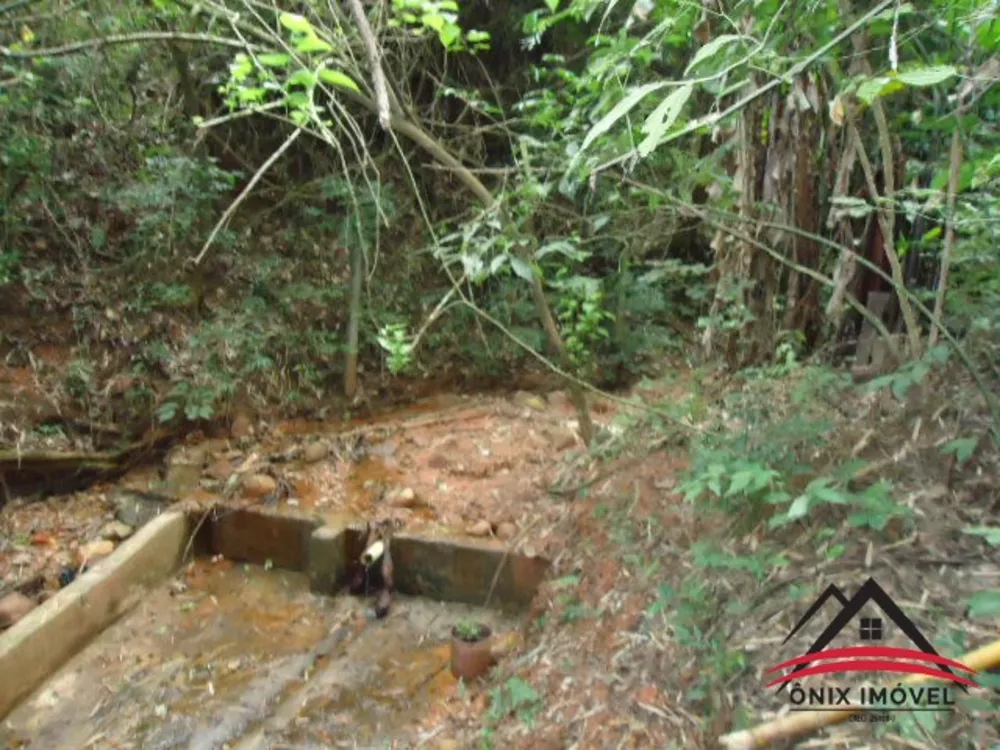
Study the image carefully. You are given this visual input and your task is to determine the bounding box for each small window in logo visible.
[859,617,883,641]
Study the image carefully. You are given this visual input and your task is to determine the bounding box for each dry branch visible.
[0,31,251,58]
[929,128,963,349]
[345,0,392,130]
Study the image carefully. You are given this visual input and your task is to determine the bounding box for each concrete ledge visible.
[307,524,549,610]
[0,512,190,721]
[307,525,349,595]
[391,533,549,609]
[208,506,321,571]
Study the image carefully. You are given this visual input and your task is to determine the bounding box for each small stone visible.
[548,427,578,452]
[466,519,493,537]
[204,457,235,481]
[426,452,450,470]
[101,521,134,541]
[163,461,202,499]
[230,412,253,439]
[113,490,168,528]
[78,539,115,564]
[10,551,32,566]
[496,521,517,540]
[0,592,36,629]
[512,390,546,412]
[547,390,570,408]
[388,487,417,508]
[243,474,277,499]
[302,442,328,463]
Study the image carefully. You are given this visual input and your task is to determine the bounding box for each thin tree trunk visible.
[337,90,595,444]
[344,241,364,398]
[929,128,962,349]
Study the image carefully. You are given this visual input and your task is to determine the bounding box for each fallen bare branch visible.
[0,31,252,59]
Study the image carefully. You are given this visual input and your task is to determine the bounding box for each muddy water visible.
[1,560,518,749]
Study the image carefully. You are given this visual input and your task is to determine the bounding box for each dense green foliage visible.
[3,1,1000,744]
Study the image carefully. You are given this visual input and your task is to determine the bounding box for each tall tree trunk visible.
[344,241,364,399]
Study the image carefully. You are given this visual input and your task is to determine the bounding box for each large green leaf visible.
[318,68,360,92]
[287,70,316,89]
[296,35,333,54]
[897,65,958,87]
[578,81,671,155]
[257,53,291,68]
[685,34,744,75]
[279,12,313,34]
[637,83,692,157]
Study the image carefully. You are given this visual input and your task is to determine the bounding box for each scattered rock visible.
[0,592,36,629]
[243,473,277,499]
[113,490,170,528]
[302,442,328,463]
[496,521,518,540]
[547,426,578,452]
[230,412,253,439]
[427,450,452,470]
[10,551,32,566]
[465,519,493,537]
[388,487,418,508]
[512,390,547,412]
[78,539,116,564]
[101,521,134,541]
[592,397,614,414]
[163,460,202,499]
[547,390,570,408]
[204,457,235,481]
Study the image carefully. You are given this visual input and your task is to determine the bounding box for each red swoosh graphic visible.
[765,660,979,689]
[766,647,975,675]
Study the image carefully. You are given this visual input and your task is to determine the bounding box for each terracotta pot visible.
[449,623,495,681]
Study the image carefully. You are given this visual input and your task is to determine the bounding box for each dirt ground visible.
[3,370,999,749]
[1,387,599,601]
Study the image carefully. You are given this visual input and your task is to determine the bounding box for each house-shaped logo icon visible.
[765,578,977,691]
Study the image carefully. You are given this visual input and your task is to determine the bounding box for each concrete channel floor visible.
[1,558,520,749]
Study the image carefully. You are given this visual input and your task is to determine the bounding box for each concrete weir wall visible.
[0,504,550,722]
[209,505,551,611]
[0,512,191,720]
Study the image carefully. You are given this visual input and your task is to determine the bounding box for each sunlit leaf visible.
[685,34,743,75]
[257,53,291,68]
[897,65,957,87]
[279,12,313,34]
[967,590,1000,619]
[786,494,811,520]
[578,81,670,155]
[318,68,360,92]
[509,256,535,281]
[941,436,978,465]
[963,526,1000,547]
[296,35,333,54]
[637,83,692,157]
[856,76,904,104]
[287,70,316,89]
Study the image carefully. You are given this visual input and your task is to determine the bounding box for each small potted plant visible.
[449,619,495,681]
